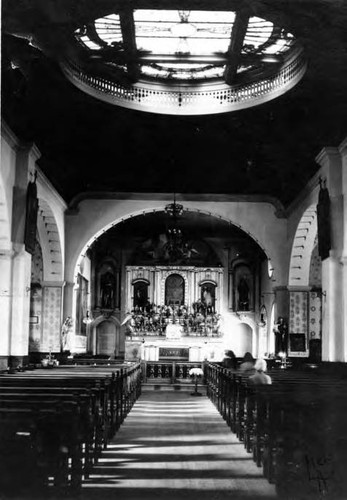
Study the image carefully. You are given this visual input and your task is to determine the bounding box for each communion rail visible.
[141,360,206,383]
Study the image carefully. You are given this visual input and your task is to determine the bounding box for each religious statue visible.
[273,317,288,355]
[202,286,214,312]
[101,271,115,309]
[237,276,250,311]
[121,312,135,336]
[61,316,73,352]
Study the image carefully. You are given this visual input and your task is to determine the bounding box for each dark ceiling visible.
[2,0,347,207]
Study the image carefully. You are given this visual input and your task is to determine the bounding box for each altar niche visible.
[165,273,184,306]
[133,280,149,309]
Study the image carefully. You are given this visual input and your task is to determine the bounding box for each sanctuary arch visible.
[65,198,286,358]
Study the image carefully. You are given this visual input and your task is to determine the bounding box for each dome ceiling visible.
[65,7,305,114]
[1,0,347,206]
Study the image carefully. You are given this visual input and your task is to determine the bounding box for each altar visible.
[123,264,225,362]
[125,334,224,363]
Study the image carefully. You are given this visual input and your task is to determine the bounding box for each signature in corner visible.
[305,454,334,494]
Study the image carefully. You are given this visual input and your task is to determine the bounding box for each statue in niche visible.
[237,275,250,311]
[133,282,149,310]
[201,285,215,313]
[273,317,288,355]
[101,271,115,309]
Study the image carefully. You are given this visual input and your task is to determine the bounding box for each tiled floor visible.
[82,391,277,500]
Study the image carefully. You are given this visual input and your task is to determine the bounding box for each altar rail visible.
[205,362,347,498]
[142,361,205,383]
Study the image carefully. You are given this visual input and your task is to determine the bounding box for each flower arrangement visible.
[189,367,204,396]
[41,351,59,368]
[189,367,204,378]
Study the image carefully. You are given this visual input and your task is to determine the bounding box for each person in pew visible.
[239,352,255,374]
[222,350,237,370]
[248,358,272,385]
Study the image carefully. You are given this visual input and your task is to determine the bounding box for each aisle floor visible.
[82,391,277,500]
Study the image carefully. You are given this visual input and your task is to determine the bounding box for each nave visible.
[81,391,276,500]
[1,362,347,500]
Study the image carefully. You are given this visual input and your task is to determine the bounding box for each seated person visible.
[248,358,272,385]
[222,350,237,370]
[239,352,255,374]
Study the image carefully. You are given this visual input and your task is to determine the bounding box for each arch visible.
[36,198,63,281]
[132,278,150,285]
[90,314,121,357]
[71,205,276,286]
[288,205,317,287]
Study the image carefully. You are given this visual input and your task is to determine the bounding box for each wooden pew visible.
[0,362,142,495]
[206,362,347,498]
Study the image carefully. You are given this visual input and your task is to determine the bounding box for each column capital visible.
[315,147,340,167]
[287,285,312,292]
[0,249,15,260]
[338,137,347,155]
[42,280,66,287]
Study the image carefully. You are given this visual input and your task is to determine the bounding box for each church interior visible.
[1,0,347,498]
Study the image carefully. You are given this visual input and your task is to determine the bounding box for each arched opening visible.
[92,317,120,357]
[288,205,319,359]
[200,281,216,313]
[133,280,149,309]
[288,205,317,287]
[69,207,273,359]
[236,323,253,357]
[165,273,185,306]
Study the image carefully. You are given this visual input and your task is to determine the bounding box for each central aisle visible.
[82,391,277,500]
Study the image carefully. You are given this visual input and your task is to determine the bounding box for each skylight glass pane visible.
[263,39,292,54]
[80,36,102,50]
[95,14,122,45]
[134,10,235,56]
[244,17,273,49]
[141,63,224,80]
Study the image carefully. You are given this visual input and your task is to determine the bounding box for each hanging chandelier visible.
[164,195,189,262]
[164,196,184,219]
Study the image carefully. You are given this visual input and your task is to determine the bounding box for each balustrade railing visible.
[142,360,205,383]
[61,46,306,115]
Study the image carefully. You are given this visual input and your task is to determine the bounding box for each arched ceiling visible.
[89,209,267,264]
[1,0,347,206]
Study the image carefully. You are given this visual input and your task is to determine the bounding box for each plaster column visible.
[63,281,74,319]
[316,147,344,361]
[322,257,343,361]
[339,138,347,361]
[0,250,14,369]
[10,246,32,360]
[125,267,132,312]
[9,144,40,367]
